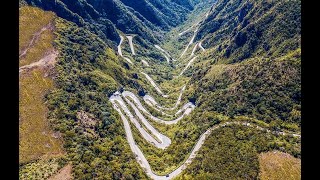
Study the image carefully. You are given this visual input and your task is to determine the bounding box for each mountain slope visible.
[171,0,193,10]
[19,6,64,164]
[46,17,149,179]
[19,4,149,179]
[119,0,191,29]
[189,51,301,125]
[24,0,121,44]
[19,7,69,180]
[24,0,204,46]
[196,0,301,63]
[185,0,301,126]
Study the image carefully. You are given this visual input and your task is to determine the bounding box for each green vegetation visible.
[162,0,214,58]
[176,124,300,179]
[20,0,301,179]
[125,106,300,175]
[19,70,64,163]
[19,6,64,164]
[189,52,301,125]
[46,17,148,179]
[19,156,67,180]
[24,0,211,45]
[119,0,191,30]
[19,6,55,67]
[196,0,301,63]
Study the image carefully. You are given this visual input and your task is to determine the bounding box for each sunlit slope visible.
[189,50,301,127]
[19,6,64,164]
[196,0,301,63]
[258,151,301,180]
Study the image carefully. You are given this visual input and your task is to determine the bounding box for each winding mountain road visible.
[109,11,300,179]
[178,26,193,37]
[179,56,197,76]
[110,45,300,180]
[180,26,199,58]
[199,41,205,52]
[127,35,136,55]
[122,91,195,125]
[155,45,174,63]
[123,56,133,65]
[141,72,169,98]
[117,35,124,57]
[110,92,171,149]
[109,91,301,180]
[143,85,186,111]
[179,10,210,58]
[142,60,150,67]
[117,35,134,64]
[190,42,199,57]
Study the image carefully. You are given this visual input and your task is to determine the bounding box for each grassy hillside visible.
[19,6,64,164]
[258,151,301,180]
[19,6,56,67]
[48,164,73,180]
[19,70,64,163]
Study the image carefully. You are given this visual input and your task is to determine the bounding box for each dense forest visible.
[188,52,301,126]
[23,0,214,45]
[179,124,300,179]
[196,0,301,63]
[46,18,149,179]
